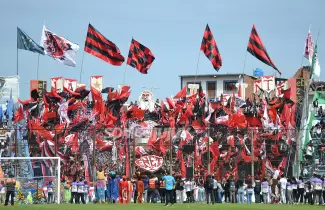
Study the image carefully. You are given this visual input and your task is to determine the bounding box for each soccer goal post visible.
[0,156,61,204]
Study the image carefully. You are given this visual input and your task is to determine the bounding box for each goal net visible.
[0,157,61,204]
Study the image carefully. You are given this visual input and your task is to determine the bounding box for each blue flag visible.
[17,27,44,55]
[0,105,3,123]
[7,89,13,120]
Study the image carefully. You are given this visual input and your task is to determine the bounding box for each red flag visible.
[71,133,78,153]
[18,98,35,105]
[238,83,242,98]
[174,86,187,99]
[146,129,157,149]
[283,88,291,100]
[210,141,220,158]
[247,25,280,74]
[85,24,125,66]
[166,98,175,109]
[194,140,201,168]
[14,106,24,123]
[127,39,155,74]
[200,24,222,71]
[127,106,145,120]
[125,144,130,178]
[181,156,186,178]
[246,116,262,127]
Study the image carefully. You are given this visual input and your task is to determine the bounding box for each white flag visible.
[314,55,321,79]
[90,76,103,91]
[304,29,314,64]
[40,25,79,67]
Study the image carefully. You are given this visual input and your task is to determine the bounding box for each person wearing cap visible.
[4,174,16,206]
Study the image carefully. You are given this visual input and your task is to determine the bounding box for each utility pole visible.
[169,128,173,175]
[251,128,255,181]
[92,129,96,185]
[207,127,210,175]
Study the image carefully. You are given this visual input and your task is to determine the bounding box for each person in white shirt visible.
[286,179,293,204]
[272,168,279,202]
[190,179,195,203]
[184,180,192,203]
[279,174,287,204]
[305,142,314,164]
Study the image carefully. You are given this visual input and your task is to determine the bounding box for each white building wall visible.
[181,75,244,99]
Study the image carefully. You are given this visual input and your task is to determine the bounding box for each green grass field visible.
[2,203,325,210]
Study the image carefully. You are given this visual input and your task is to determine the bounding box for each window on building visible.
[207,81,216,99]
[223,80,237,93]
[186,82,201,95]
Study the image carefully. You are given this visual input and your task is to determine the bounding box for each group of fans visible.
[2,170,325,205]
[57,170,325,205]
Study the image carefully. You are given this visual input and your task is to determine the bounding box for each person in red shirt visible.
[119,176,129,204]
[137,178,144,203]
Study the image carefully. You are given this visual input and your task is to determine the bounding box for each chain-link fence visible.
[0,126,318,181]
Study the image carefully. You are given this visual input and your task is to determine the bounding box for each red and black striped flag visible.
[84,24,124,66]
[127,39,155,74]
[200,24,222,71]
[247,25,280,74]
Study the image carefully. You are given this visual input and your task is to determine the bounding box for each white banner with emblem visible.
[0,75,19,104]
[135,155,163,172]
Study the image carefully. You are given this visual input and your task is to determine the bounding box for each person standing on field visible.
[4,174,16,206]
[47,181,54,204]
[137,178,144,203]
[162,174,175,206]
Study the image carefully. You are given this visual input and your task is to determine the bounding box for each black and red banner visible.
[84,24,124,66]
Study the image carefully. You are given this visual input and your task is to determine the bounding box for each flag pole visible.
[36,54,40,80]
[79,50,85,83]
[123,37,132,85]
[242,50,248,75]
[194,51,201,83]
[122,62,127,85]
[16,29,19,75]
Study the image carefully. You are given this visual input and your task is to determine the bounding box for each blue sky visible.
[1,0,324,101]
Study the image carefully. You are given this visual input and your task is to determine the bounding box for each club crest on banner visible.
[51,77,63,93]
[64,78,77,91]
[40,25,79,67]
[254,76,276,93]
[135,155,163,172]
[90,76,103,92]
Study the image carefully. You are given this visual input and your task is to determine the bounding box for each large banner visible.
[0,75,19,104]
[30,80,47,99]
